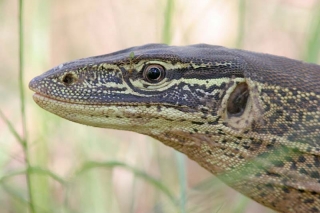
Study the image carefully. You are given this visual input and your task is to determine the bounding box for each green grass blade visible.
[0,109,23,144]
[231,194,251,213]
[0,168,65,212]
[1,183,30,210]
[236,0,246,48]
[0,168,65,192]
[27,167,66,185]
[75,161,178,207]
[175,152,186,213]
[18,0,35,212]
[0,169,27,183]
[305,3,320,63]
[162,0,174,44]
[19,0,27,143]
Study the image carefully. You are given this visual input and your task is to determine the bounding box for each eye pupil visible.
[147,67,161,80]
[144,65,165,83]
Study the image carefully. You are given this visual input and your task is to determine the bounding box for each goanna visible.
[29,44,320,213]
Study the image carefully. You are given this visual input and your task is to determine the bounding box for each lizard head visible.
[29,44,260,137]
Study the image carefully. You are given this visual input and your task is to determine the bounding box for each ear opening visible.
[227,82,249,117]
[218,79,264,132]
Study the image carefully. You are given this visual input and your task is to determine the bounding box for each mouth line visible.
[32,93,146,106]
[32,93,187,109]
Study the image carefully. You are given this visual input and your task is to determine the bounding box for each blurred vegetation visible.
[0,0,319,212]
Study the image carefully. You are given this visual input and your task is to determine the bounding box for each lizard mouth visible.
[32,93,145,107]
[33,93,61,102]
[32,92,188,109]
[32,93,93,106]
[31,92,196,131]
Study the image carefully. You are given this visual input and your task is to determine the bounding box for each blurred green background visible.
[0,0,319,212]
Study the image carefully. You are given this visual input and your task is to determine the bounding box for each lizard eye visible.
[143,64,165,83]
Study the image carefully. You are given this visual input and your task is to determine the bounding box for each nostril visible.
[62,73,78,86]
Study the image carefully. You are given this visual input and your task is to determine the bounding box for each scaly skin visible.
[29,44,320,212]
